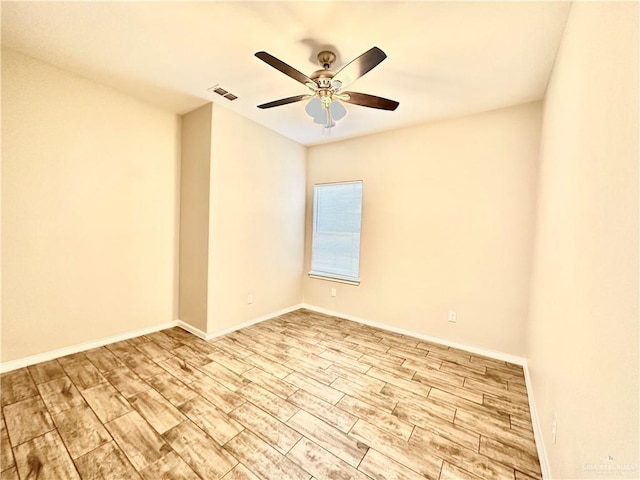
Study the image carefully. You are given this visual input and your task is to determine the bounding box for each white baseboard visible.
[300,303,527,365]
[202,303,305,341]
[0,303,305,373]
[0,321,178,373]
[522,361,551,479]
[175,320,208,340]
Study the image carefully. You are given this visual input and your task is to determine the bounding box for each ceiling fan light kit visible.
[255,47,399,130]
[306,97,346,129]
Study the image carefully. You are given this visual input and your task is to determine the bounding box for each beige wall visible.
[303,102,541,356]
[207,106,306,333]
[1,49,181,362]
[177,103,306,335]
[526,3,639,478]
[178,104,212,332]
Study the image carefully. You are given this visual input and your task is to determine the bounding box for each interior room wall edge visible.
[200,303,305,341]
[0,320,178,374]
[1,300,528,375]
[523,361,552,480]
[0,303,304,373]
[301,303,526,365]
[1,299,532,368]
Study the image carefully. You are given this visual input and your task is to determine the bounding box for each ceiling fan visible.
[255,47,399,129]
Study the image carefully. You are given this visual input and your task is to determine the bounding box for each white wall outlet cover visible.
[448,310,457,322]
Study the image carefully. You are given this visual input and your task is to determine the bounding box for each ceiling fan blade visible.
[257,94,311,109]
[332,47,387,89]
[342,92,399,111]
[255,51,314,86]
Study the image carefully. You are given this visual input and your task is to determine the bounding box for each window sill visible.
[308,272,360,286]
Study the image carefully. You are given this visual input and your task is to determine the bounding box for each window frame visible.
[308,180,363,286]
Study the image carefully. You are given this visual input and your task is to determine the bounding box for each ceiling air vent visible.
[208,84,239,102]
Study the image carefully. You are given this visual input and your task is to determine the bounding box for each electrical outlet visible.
[247,293,253,305]
[331,288,337,298]
[448,310,457,323]
[552,412,558,444]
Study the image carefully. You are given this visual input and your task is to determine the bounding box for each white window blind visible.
[310,181,363,284]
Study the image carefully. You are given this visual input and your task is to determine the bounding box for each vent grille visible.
[208,85,239,102]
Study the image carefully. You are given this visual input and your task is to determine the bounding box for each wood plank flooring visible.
[0,309,542,479]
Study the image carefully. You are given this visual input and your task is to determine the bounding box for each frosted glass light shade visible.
[305,97,346,126]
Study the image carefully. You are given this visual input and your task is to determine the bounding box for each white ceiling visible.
[1,1,571,146]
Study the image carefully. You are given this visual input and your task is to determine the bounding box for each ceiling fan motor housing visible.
[311,51,338,89]
[310,70,335,89]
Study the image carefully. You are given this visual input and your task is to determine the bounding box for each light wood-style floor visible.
[1,309,541,480]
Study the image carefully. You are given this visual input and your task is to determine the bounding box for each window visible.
[309,181,363,285]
